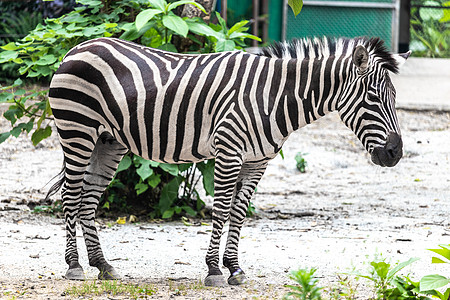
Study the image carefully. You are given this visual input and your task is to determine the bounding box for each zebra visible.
[46,36,409,286]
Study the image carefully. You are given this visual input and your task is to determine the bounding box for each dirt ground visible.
[0,103,449,299]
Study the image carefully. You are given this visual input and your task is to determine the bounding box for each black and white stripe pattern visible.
[47,36,407,284]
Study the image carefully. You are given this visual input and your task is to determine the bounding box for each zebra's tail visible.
[44,164,66,202]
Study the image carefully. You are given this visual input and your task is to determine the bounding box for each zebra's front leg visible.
[223,162,268,285]
[204,154,243,287]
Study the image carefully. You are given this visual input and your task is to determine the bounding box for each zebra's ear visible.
[352,45,369,72]
[392,50,411,69]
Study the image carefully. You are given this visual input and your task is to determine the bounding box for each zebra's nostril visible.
[387,148,396,159]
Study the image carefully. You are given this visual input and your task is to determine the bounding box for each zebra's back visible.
[49,38,259,163]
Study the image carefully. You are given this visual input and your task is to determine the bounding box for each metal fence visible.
[282,0,401,52]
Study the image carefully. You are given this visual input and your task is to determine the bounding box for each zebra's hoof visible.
[228,269,246,285]
[65,267,85,280]
[204,274,227,287]
[98,266,121,280]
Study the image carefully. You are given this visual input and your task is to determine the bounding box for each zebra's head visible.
[338,38,410,167]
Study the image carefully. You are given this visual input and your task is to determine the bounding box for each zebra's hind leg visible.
[204,153,243,287]
[79,134,128,280]
[60,135,97,280]
[223,162,268,285]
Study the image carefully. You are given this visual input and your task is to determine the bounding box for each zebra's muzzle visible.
[371,132,403,167]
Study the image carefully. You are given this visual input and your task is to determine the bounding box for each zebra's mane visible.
[260,37,399,74]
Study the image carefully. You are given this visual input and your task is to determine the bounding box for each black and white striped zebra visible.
[46,36,409,286]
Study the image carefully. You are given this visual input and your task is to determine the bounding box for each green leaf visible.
[420,274,450,291]
[116,155,132,173]
[0,50,18,63]
[147,173,161,188]
[215,12,227,32]
[279,149,285,159]
[159,163,179,176]
[105,23,118,29]
[182,205,197,216]
[159,177,182,214]
[31,126,52,146]
[196,160,214,196]
[228,20,249,35]
[386,257,420,279]
[186,20,222,39]
[167,0,206,14]
[216,39,235,52]
[36,55,57,66]
[229,31,261,41]
[135,182,149,195]
[1,42,19,51]
[120,22,155,41]
[432,257,448,264]
[428,246,450,262]
[158,43,178,52]
[0,92,13,103]
[136,161,154,181]
[162,208,175,219]
[288,0,303,16]
[0,132,11,144]
[136,9,161,31]
[371,261,390,279]
[149,0,167,11]
[162,14,189,37]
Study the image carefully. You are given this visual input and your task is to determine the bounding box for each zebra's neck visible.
[278,54,353,135]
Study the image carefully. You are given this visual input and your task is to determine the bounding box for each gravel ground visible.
[0,103,449,299]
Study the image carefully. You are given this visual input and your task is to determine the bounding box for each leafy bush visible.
[410,1,450,58]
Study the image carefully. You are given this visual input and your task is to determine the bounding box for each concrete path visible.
[392,57,450,111]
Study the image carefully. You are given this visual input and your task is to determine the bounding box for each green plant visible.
[284,268,323,300]
[123,0,261,53]
[419,244,450,299]
[32,200,63,215]
[410,1,450,58]
[295,152,308,173]
[103,153,215,219]
[352,257,421,299]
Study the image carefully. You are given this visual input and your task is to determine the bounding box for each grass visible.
[64,280,156,299]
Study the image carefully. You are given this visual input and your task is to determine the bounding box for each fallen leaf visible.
[129,215,137,223]
[116,217,126,225]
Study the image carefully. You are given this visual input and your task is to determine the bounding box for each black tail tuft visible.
[44,165,66,201]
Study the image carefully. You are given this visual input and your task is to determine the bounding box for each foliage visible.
[295,152,308,173]
[288,0,304,17]
[122,0,261,53]
[418,244,450,299]
[351,257,422,299]
[104,153,215,219]
[0,5,45,83]
[284,268,323,300]
[410,1,450,58]
[0,79,51,146]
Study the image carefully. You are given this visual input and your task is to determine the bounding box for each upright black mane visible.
[260,37,399,74]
